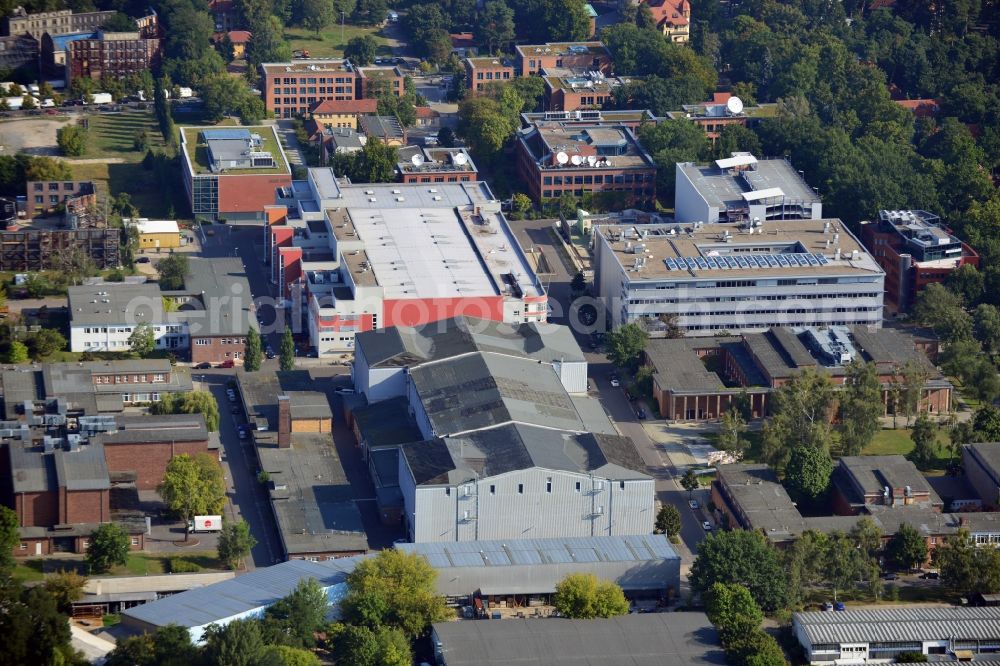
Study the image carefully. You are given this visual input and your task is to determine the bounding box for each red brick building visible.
[859,210,980,314]
[514,41,612,76]
[646,326,952,422]
[542,70,635,112]
[25,180,96,218]
[66,30,161,82]
[515,120,656,205]
[357,65,405,99]
[464,57,514,92]
[261,60,360,118]
[665,93,777,145]
[396,147,478,183]
[96,414,215,490]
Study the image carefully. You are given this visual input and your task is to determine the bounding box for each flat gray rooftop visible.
[432,613,726,666]
[795,606,1000,645]
[678,158,820,209]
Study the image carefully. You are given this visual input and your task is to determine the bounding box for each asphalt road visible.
[510,219,706,563]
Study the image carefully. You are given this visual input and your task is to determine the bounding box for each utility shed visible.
[431,612,725,665]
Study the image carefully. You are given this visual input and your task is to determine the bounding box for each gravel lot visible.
[0,116,75,156]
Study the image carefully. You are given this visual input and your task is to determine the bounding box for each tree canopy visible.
[552,572,630,619]
[690,529,788,612]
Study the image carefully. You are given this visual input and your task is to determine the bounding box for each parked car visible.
[688,499,699,510]
[821,602,834,611]
[920,571,940,580]
[265,349,275,359]
[137,256,150,263]
[218,359,235,368]
[702,521,713,531]
[237,425,247,439]
[194,362,212,369]
[636,407,647,419]
[833,601,846,611]
[883,572,898,581]
[610,376,620,387]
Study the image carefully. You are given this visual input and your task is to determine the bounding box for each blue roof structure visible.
[200,128,253,141]
[50,32,96,51]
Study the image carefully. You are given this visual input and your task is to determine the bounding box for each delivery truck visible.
[188,515,223,533]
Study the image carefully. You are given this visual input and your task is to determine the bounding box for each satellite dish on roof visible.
[727,96,744,115]
[570,155,583,166]
[453,152,468,165]
[411,153,425,167]
[586,155,597,166]
[556,151,569,165]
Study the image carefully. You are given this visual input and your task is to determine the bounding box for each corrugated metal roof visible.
[397,535,677,569]
[795,606,1000,645]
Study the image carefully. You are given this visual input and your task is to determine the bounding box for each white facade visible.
[399,463,655,543]
[592,222,885,335]
[71,321,188,353]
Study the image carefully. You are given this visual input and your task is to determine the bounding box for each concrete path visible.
[71,625,116,664]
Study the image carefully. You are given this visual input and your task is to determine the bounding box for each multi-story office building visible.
[396,146,477,183]
[542,68,634,112]
[664,93,777,144]
[463,56,514,92]
[675,154,823,224]
[592,219,885,334]
[266,170,548,356]
[514,41,612,76]
[2,6,115,39]
[356,65,404,99]
[516,119,656,205]
[261,60,360,118]
[179,126,292,221]
[859,209,979,314]
[66,30,161,82]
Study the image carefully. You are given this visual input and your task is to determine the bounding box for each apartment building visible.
[66,30,161,82]
[463,56,514,92]
[675,154,823,224]
[592,219,885,333]
[859,209,980,314]
[542,68,634,112]
[3,6,115,39]
[516,119,656,205]
[25,179,96,218]
[309,98,378,129]
[640,0,690,42]
[356,65,404,99]
[514,41,612,76]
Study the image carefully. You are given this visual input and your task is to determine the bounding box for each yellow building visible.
[310,99,379,130]
[132,219,181,249]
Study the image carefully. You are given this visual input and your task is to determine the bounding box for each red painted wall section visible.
[279,247,303,298]
[315,313,376,332]
[218,174,292,214]
[383,296,505,328]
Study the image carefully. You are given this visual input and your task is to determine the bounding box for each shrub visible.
[168,557,200,573]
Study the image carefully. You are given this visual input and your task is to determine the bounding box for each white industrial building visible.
[592,219,885,334]
[352,315,588,402]
[399,422,654,543]
[793,606,1000,664]
[68,283,188,352]
[675,154,823,224]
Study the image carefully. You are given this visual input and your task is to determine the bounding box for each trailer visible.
[187,515,223,533]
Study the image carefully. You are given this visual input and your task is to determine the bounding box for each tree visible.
[946,263,984,306]
[329,625,409,666]
[975,406,1000,442]
[475,0,515,53]
[128,323,156,357]
[936,529,1000,596]
[0,505,18,576]
[57,124,88,156]
[838,360,883,456]
[681,468,700,496]
[246,15,292,67]
[21,95,35,110]
[510,192,532,218]
[3,585,75,666]
[894,653,927,664]
[341,549,449,637]
[543,0,591,41]
[912,283,973,342]
[158,453,226,539]
[552,572,630,619]
[437,126,456,148]
[218,519,257,570]
[242,327,263,372]
[768,367,836,451]
[301,0,335,35]
[967,358,1000,405]
[42,569,87,614]
[849,516,883,561]
[103,12,138,31]
[280,326,295,371]
[718,408,748,458]
[344,35,378,66]
[200,74,253,121]
[784,445,833,503]
[6,340,28,364]
[605,322,647,369]
[353,139,398,183]
[690,529,788,612]
[156,253,189,290]
[262,579,329,648]
[655,504,681,537]
[456,95,518,163]
[571,271,586,293]
[152,391,221,432]
[27,328,66,360]
[887,523,928,571]
[259,644,322,666]
[908,412,938,470]
[704,582,763,641]
[202,618,265,666]
[975,304,1000,353]
[824,532,866,600]
[87,522,130,573]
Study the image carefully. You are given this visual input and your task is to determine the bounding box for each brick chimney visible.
[277,395,291,449]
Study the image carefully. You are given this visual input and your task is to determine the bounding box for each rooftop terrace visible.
[181,125,289,176]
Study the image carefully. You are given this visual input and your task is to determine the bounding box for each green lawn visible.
[284,24,393,58]
[81,112,168,161]
[181,125,289,175]
[13,551,222,581]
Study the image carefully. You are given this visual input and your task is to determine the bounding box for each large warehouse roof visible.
[795,606,1000,645]
[433,613,725,665]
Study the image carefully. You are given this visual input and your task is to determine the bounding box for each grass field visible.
[13,551,221,582]
[81,113,168,161]
[69,160,177,220]
[284,24,393,58]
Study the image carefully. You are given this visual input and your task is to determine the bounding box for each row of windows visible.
[33,182,76,192]
[194,337,246,345]
[19,536,141,550]
[678,319,879,331]
[276,86,352,95]
[445,479,629,495]
[627,294,883,305]
[91,373,166,384]
[475,71,512,80]
[543,173,654,185]
[83,326,181,334]
[278,76,353,85]
[543,187,651,199]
